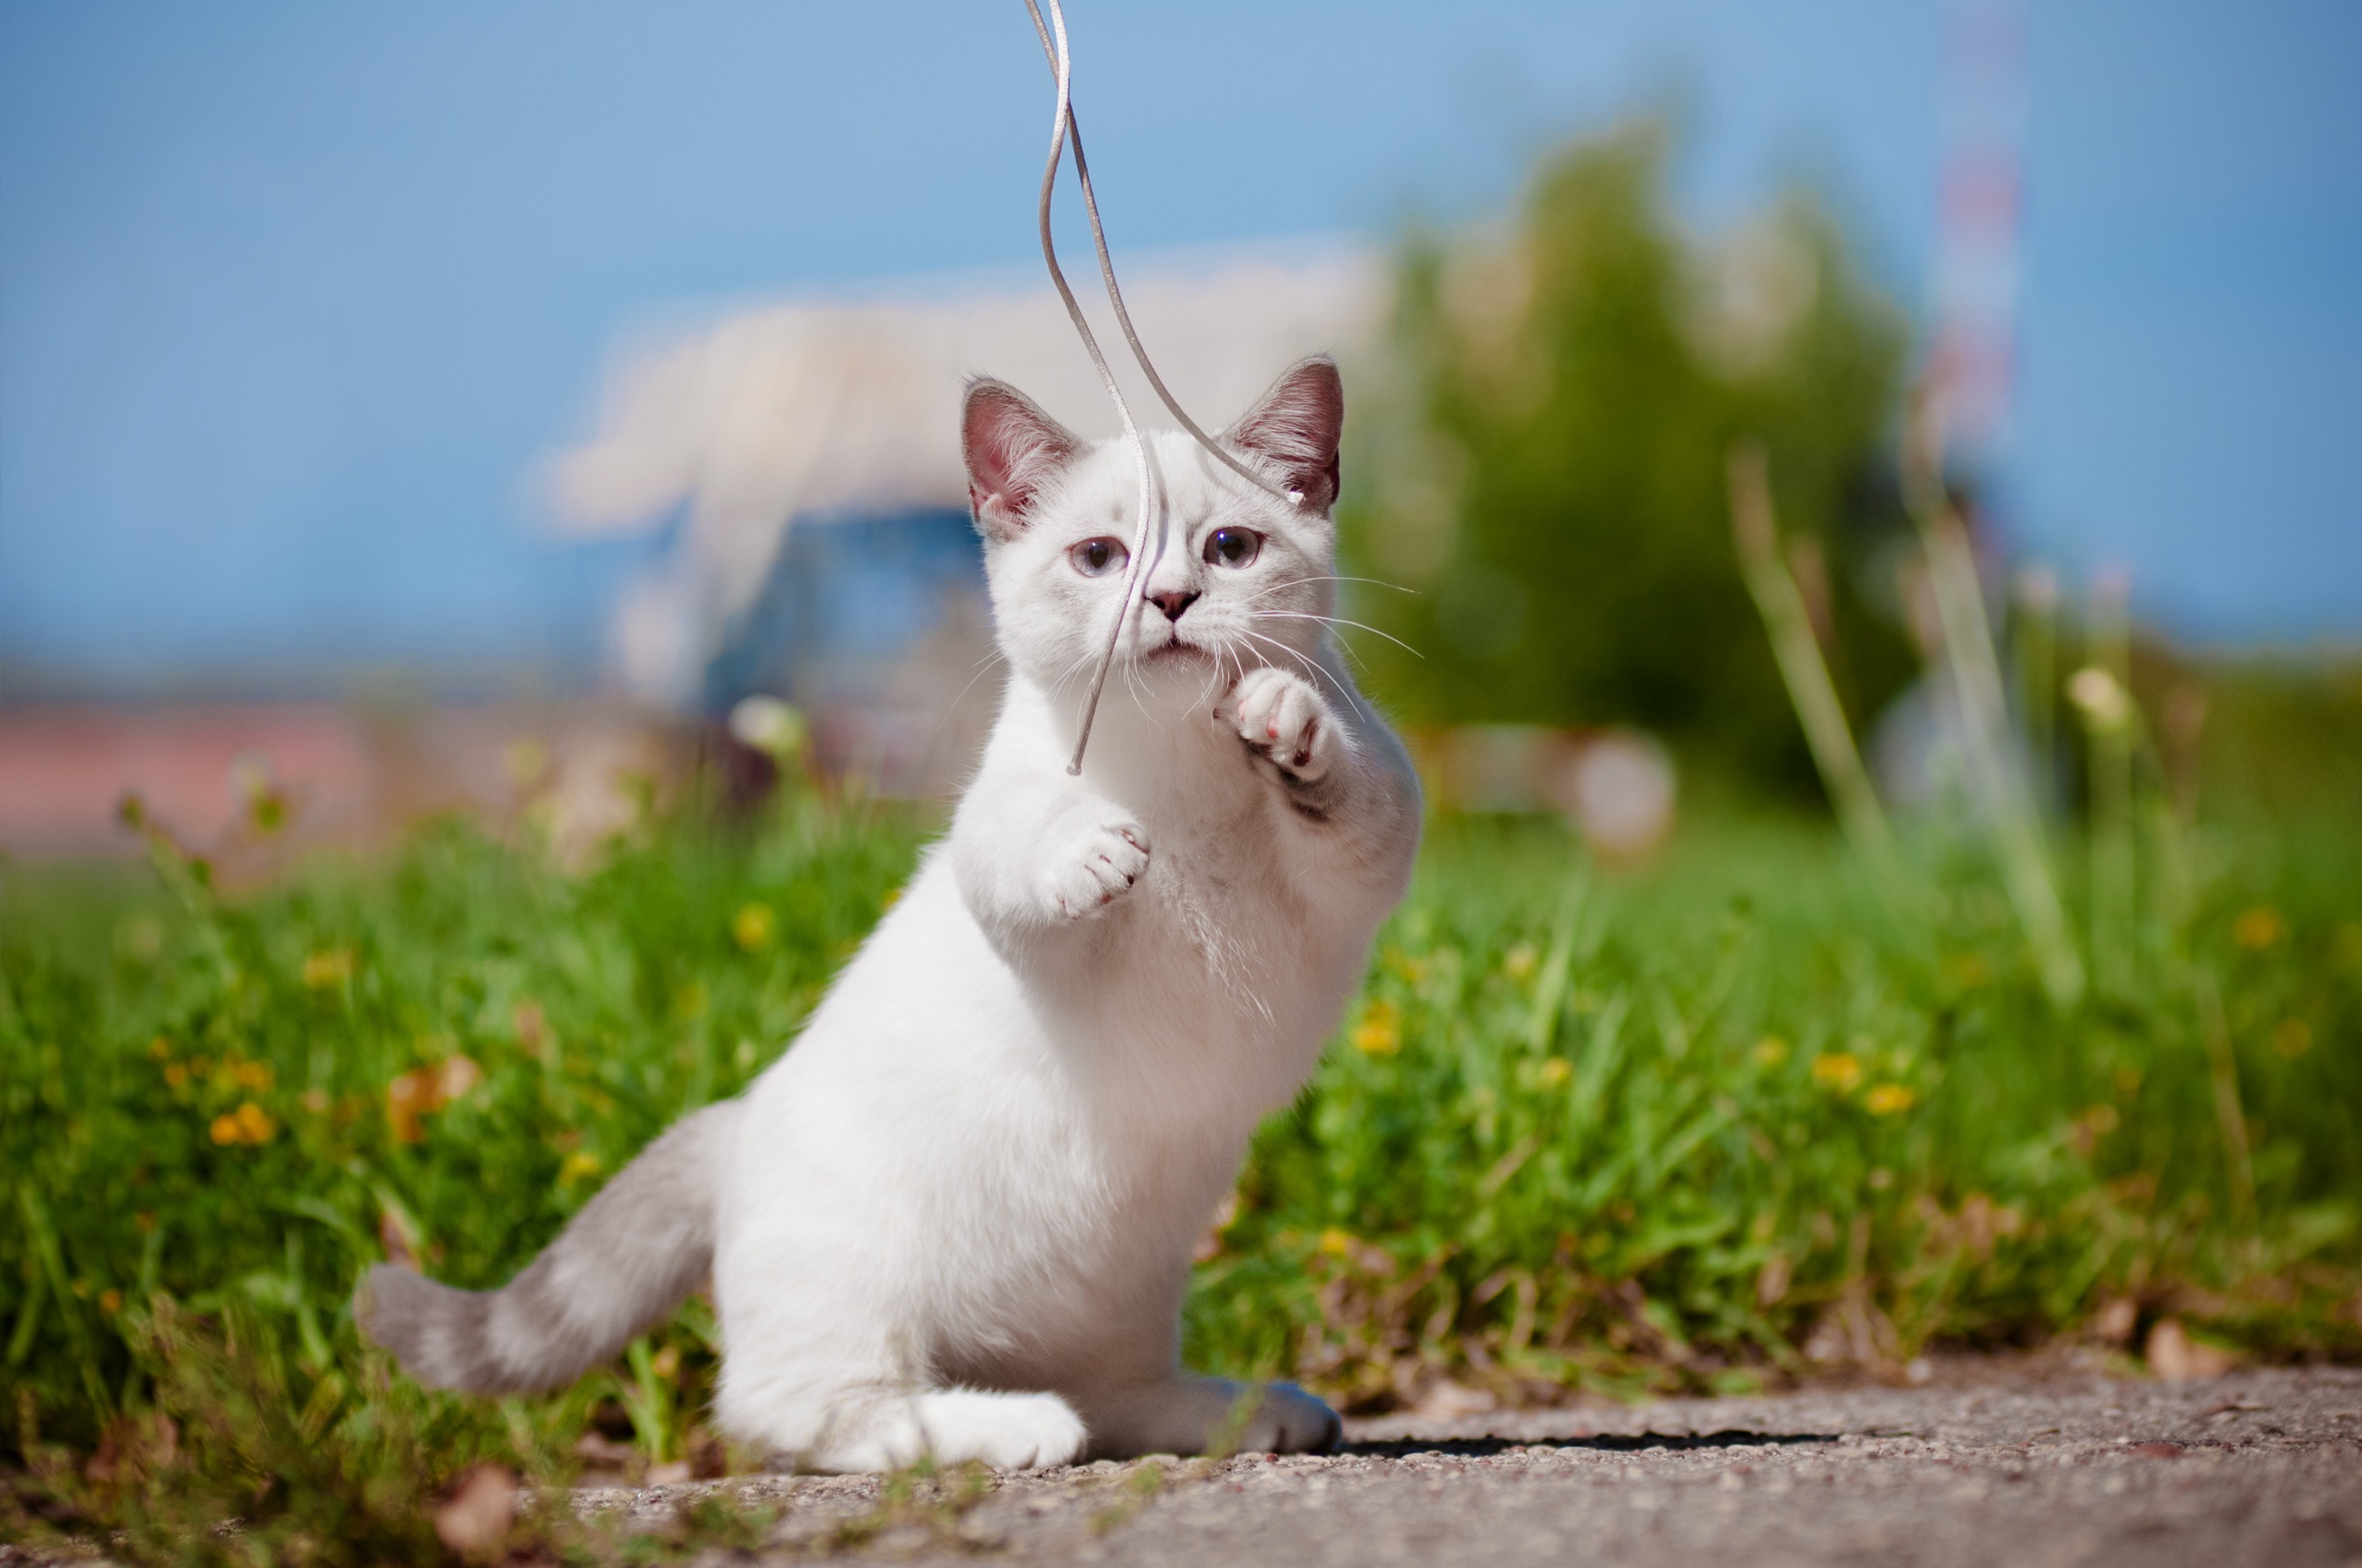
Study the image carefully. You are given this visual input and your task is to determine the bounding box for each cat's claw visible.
[1038,819,1150,921]
[1219,668,1339,784]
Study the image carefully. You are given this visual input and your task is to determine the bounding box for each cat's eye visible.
[1068,537,1129,578]
[1203,527,1262,568]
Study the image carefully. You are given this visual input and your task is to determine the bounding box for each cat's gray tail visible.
[356,1098,742,1395]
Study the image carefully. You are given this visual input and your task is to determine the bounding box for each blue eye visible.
[1204,527,1262,567]
[1069,537,1129,577]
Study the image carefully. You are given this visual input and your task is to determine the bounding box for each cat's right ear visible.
[962,379,1080,541]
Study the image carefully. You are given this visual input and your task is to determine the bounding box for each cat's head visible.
[960,356,1344,706]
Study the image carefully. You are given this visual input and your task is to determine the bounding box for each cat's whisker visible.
[921,648,1011,754]
[1198,658,1227,713]
[1241,574,1417,604]
[1122,652,1154,723]
[1235,629,1352,706]
[1251,611,1424,659]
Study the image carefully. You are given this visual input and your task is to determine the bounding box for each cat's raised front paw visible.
[1219,667,1340,784]
[1036,819,1150,921]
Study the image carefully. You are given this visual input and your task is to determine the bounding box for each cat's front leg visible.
[1035,816,1150,921]
[1216,664,1422,896]
[952,760,1153,947]
[1218,666,1345,785]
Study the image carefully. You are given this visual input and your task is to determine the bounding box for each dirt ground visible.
[584,1360,2362,1566]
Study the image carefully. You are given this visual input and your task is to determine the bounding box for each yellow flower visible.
[732,902,777,952]
[234,1101,275,1143]
[1316,1228,1356,1257]
[2270,1018,2313,1059]
[302,949,355,988]
[147,1036,172,1061]
[1753,1036,1789,1068]
[650,1344,681,1380]
[1503,943,1538,981]
[210,1114,241,1146]
[560,1150,603,1186]
[164,1063,189,1088]
[1536,1056,1572,1088]
[1812,1053,1863,1094]
[1352,1002,1400,1056]
[2232,907,2286,952]
[1864,1084,1916,1116]
[98,1289,122,1315]
[234,1060,274,1091]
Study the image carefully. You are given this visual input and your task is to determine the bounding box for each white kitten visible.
[360,357,1422,1472]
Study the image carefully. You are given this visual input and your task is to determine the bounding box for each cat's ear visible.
[962,378,1080,541]
[1223,356,1344,513]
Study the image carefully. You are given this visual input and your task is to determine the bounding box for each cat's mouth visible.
[1145,635,1212,662]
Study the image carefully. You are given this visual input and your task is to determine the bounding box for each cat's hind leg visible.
[1074,1375,1341,1461]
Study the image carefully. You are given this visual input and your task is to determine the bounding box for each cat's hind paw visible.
[1234,1382,1343,1455]
[1036,819,1150,921]
[1219,667,1340,784]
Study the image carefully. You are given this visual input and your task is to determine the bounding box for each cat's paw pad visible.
[1037,819,1150,920]
[1219,668,1339,783]
[1234,1382,1342,1456]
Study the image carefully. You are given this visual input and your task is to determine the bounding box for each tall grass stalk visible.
[2085,572,2138,997]
[1726,442,1897,883]
[1902,404,2086,1008]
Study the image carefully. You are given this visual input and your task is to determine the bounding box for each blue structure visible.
[705,507,993,793]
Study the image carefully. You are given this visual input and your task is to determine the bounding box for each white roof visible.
[540,244,1389,634]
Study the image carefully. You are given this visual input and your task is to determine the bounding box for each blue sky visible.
[2,1,2356,691]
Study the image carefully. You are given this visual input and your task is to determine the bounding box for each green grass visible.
[2,769,2358,1556]
[1193,811,2361,1403]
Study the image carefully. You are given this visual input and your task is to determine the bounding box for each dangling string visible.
[1020,0,1296,509]
[1021,0,1296,775]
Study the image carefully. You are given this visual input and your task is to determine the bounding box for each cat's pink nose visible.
[1147,589,1198,623]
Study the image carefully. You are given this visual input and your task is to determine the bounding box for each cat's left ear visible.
[1223,356,1344,513]
[962,377,1080,542]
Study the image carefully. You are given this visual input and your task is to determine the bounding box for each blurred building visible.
[539,244,1386,792]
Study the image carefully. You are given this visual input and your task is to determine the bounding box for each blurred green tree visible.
[1341,122,1920,797]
